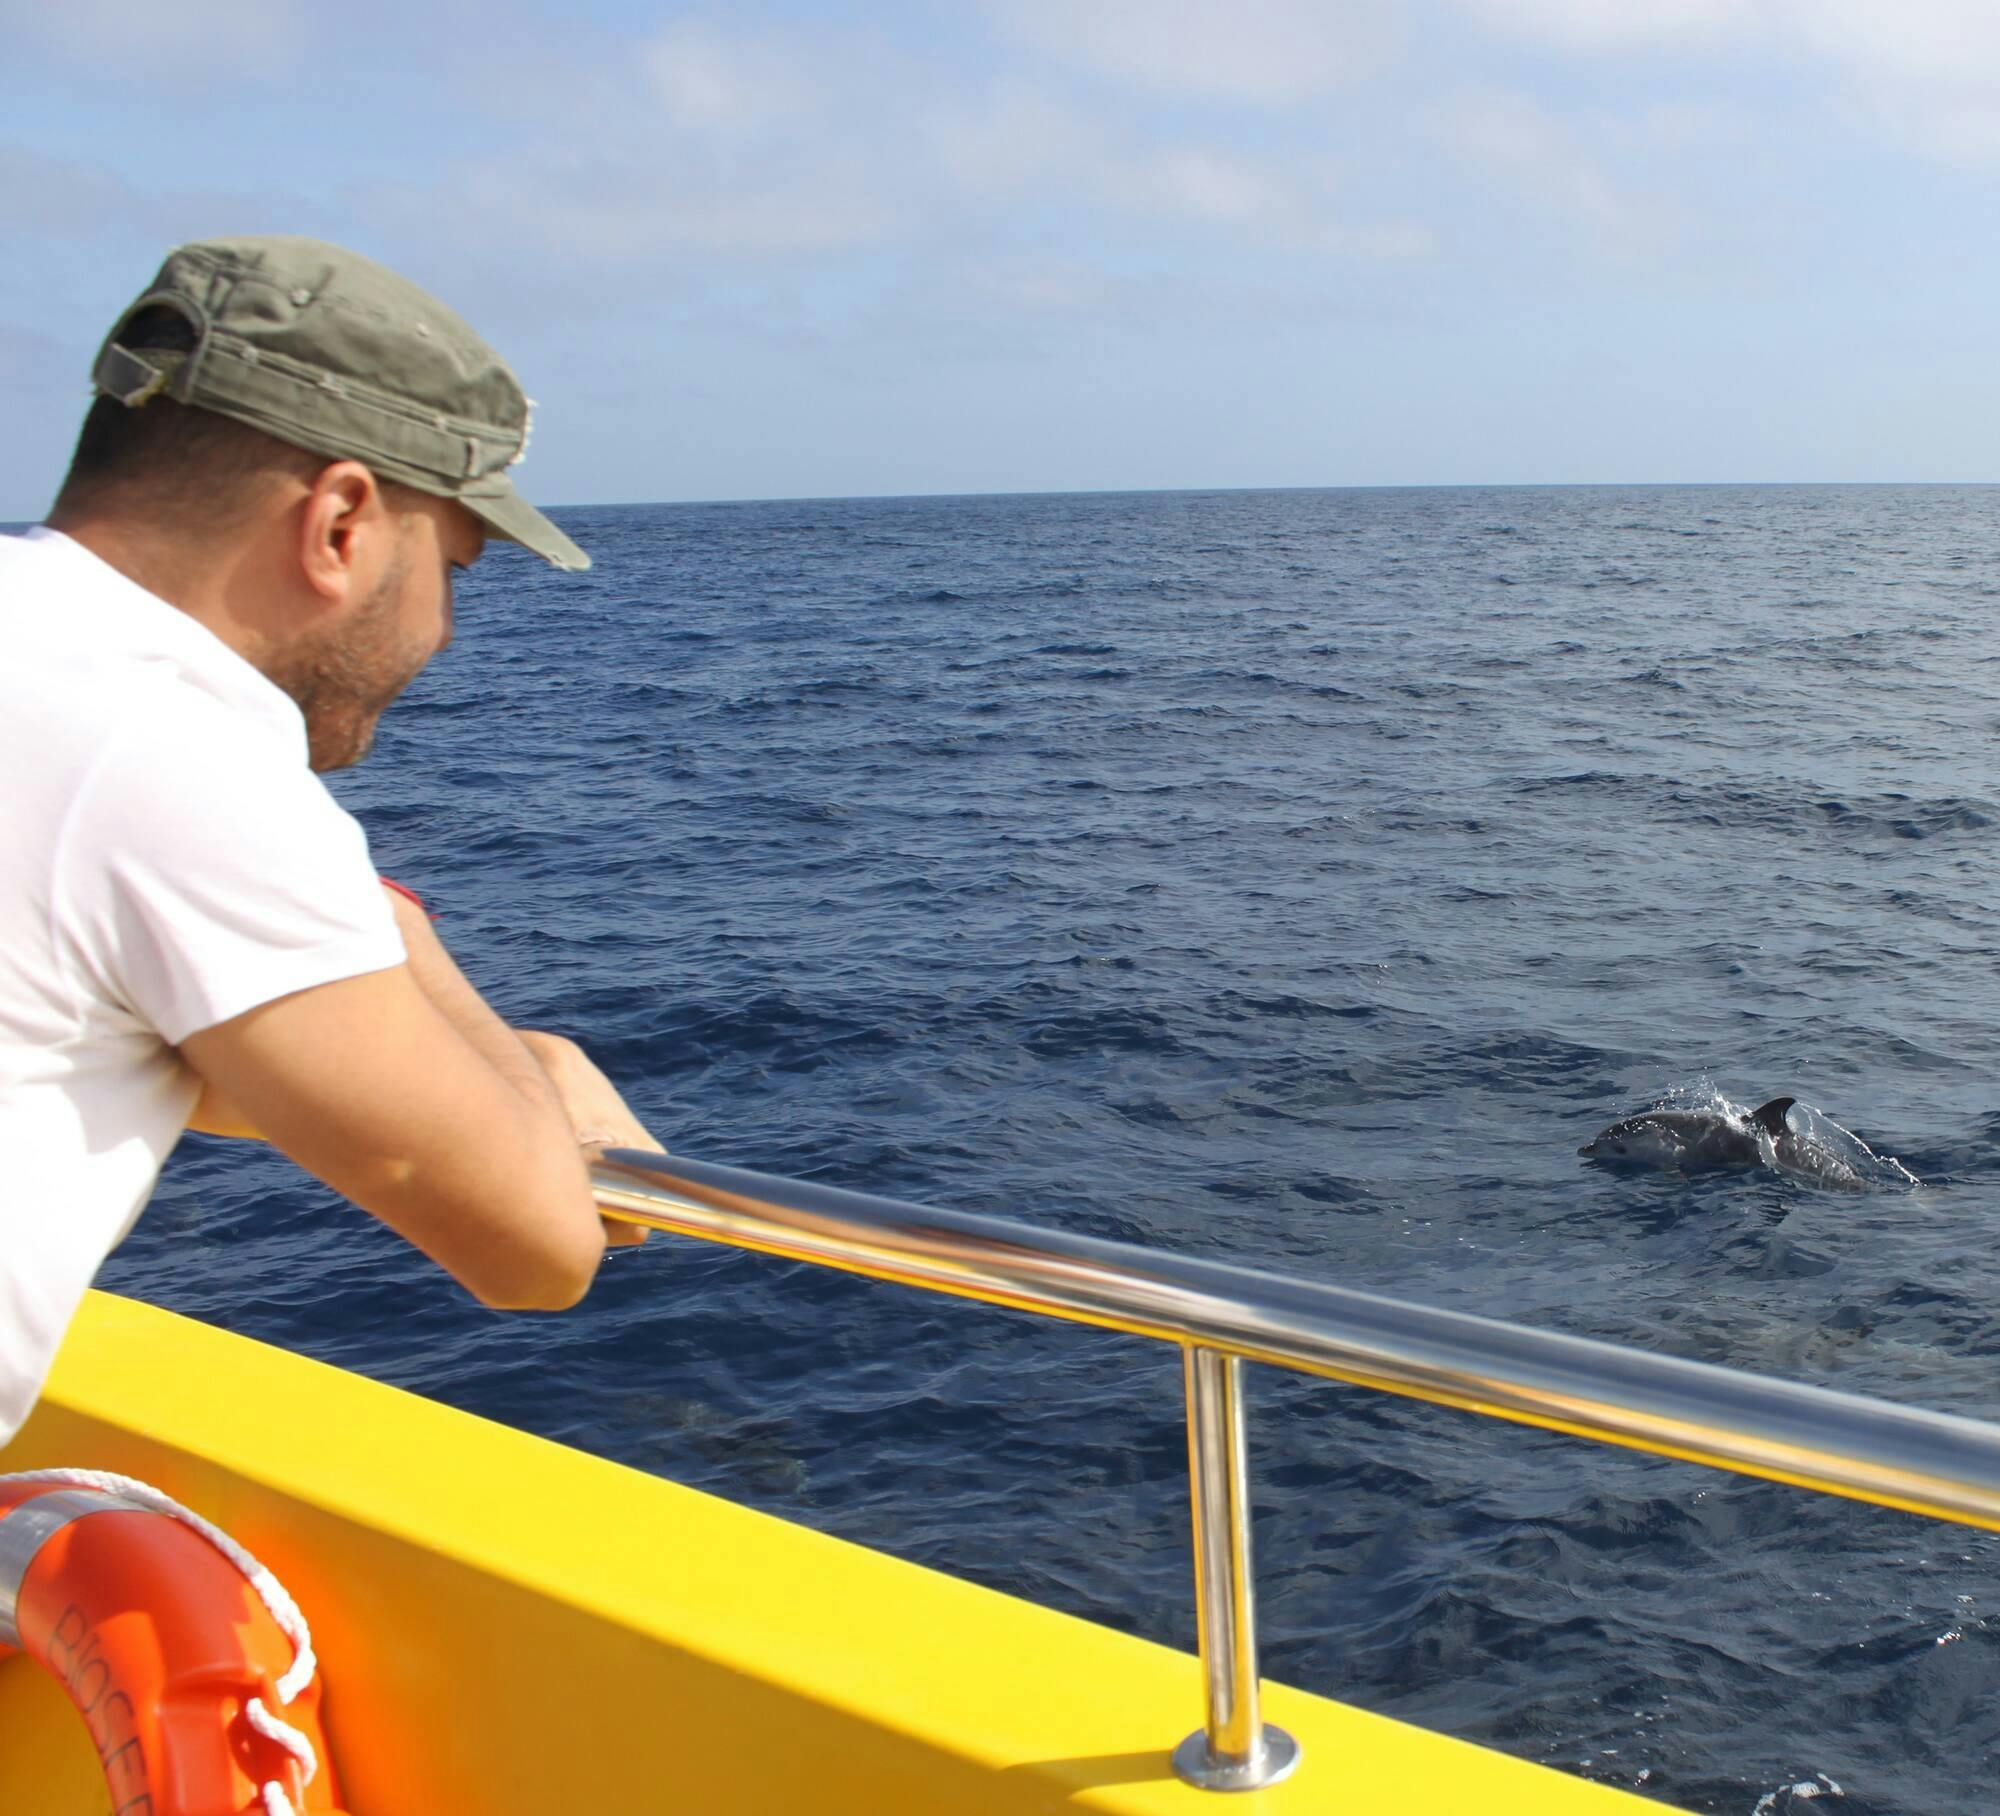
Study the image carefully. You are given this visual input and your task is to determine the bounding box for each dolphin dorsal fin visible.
[1750,1097,1796,1139]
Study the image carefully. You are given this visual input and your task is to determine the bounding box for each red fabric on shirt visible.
[378,876,434,918]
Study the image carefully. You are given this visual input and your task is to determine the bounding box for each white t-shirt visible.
[0,528,406,1447]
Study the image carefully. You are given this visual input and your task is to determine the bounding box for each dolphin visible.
[1579,1097,1796,1171]
[1582,1096,1921,1187]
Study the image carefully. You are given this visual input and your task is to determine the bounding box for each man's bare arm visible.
[385,886,659,1245]
[188,889,661,1248]
[179,899,610,1309]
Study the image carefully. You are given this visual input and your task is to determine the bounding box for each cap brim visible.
[461,474,591,572]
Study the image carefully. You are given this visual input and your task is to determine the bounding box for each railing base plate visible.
[1172,1724,1301,1792]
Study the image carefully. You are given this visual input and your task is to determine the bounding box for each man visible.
[0,235,656,1451]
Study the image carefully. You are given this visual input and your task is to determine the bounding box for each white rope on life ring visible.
[0,1467,319,1815]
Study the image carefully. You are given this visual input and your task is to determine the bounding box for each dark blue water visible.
[110,486,2000,1814]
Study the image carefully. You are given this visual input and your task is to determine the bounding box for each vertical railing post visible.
[1173,1345,1301,1791]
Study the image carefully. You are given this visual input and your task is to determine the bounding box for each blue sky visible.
[6,0,2000,515]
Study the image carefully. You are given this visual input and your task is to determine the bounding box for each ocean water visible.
[108,484,2000,1814]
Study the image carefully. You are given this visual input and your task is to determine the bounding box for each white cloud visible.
[643,21,818,135]
[1448,0,2000,80]
[1796,0,2000,88]
[988,0,1402,102]
[1109,148,1304,226]
[411,154,900,265]
[938,79,1440,251]
[927,90,1323,236]
[411,20,1437,271]
[1448,0,2000,166]
[1794,0,2000,164]
[1620,101,1752,151]
[964,253,1125,316]
[422,22,914,263]
[1434,91,1675,252]
[0,0,304,78]
[1339,220,1440,259]
[1447,0,1754,51]
[1091,145,1435,254]
[924,87,1114,197]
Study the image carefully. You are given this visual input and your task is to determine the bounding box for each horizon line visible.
[8,476,1998,533]
[542,477,2000,513]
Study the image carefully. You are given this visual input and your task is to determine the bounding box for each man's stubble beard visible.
[268,550,428,773]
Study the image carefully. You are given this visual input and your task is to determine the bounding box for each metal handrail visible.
[592,1148,2000,1791]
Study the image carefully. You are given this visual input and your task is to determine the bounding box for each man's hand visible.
[516,1030,659,1248]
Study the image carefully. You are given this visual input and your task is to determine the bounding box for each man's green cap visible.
[91,235,589,572]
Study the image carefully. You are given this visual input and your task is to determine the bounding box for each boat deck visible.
[1,1291,1667,1812]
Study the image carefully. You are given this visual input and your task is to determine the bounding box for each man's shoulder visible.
[0,527,75,632]
[1,540,324,869]
[0,526,97,603]
[1,623,296,799]
[1,530,172,677]
[1,530,310,772]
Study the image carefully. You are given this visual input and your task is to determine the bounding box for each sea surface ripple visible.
[116,484,2000,1814]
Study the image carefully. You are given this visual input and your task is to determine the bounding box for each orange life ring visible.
[0,1477,348,1814]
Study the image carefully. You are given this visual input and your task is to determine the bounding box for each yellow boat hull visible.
[0,1291,1668,1812]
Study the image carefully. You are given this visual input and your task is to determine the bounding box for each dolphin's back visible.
[1579,1107,1762,1168]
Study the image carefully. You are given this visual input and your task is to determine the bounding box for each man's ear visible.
[297,460,388,605]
